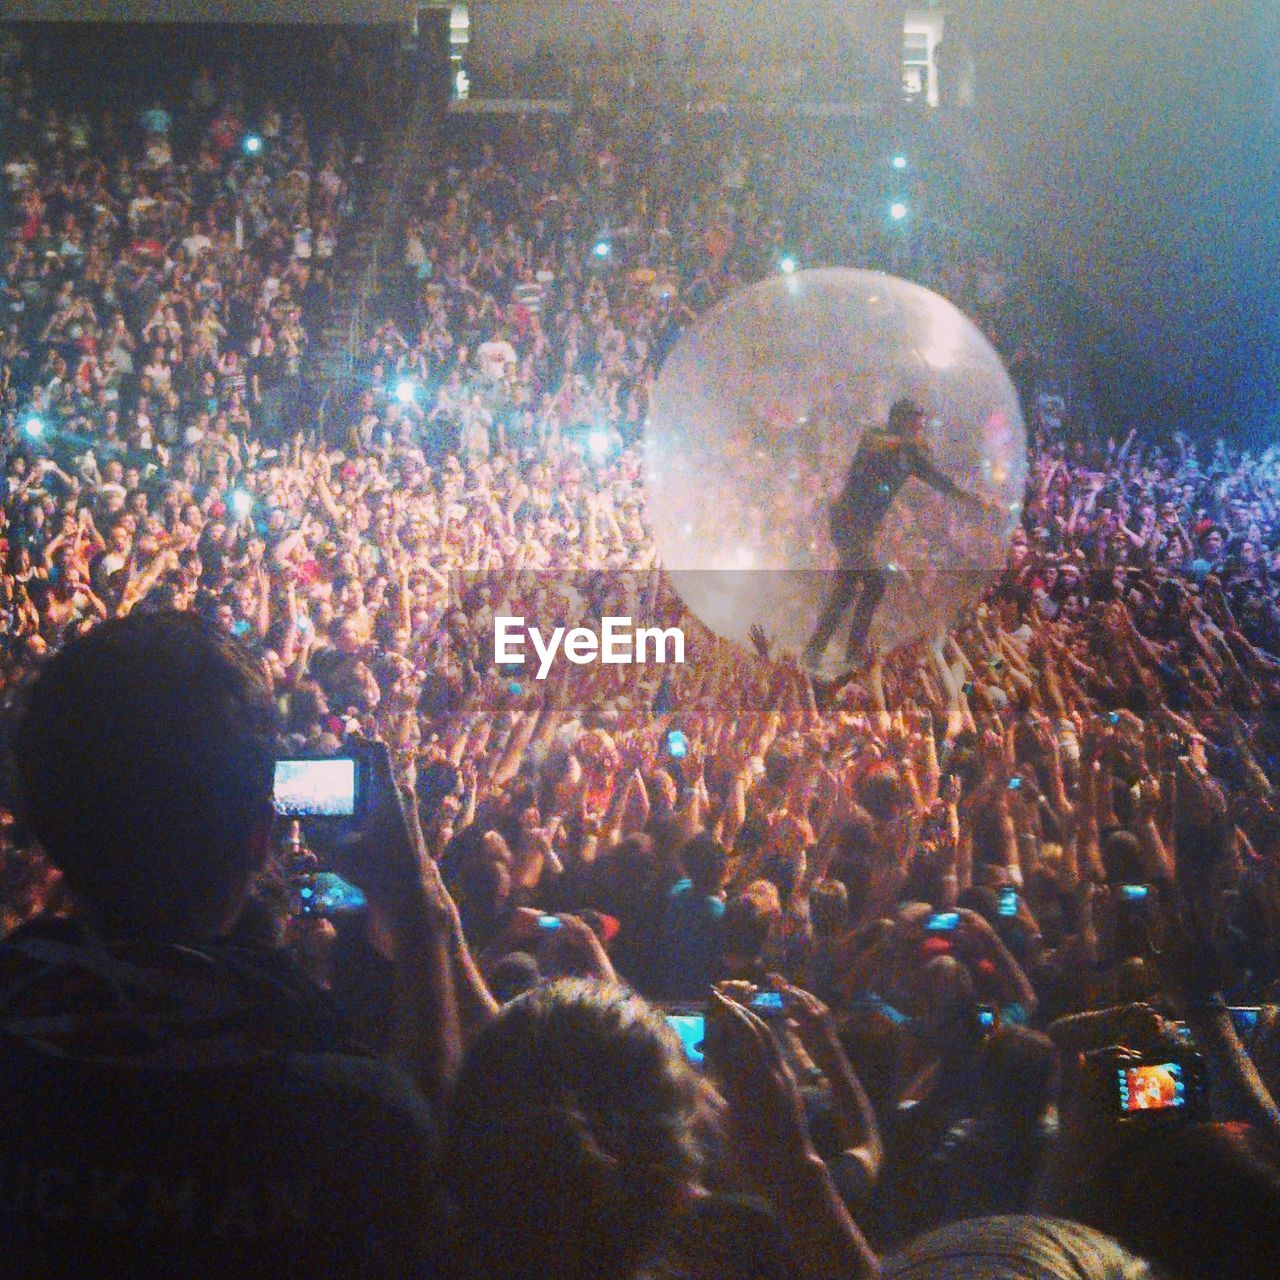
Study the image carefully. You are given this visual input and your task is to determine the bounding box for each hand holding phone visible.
[323,736,445,918]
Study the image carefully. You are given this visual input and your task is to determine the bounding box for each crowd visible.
[3,27,1280,1280]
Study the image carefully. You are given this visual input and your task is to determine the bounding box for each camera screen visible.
[274,758,356,817]
[666,1014,705,1064]
[1117,1062,1186,1113]
[750,991,785,1015]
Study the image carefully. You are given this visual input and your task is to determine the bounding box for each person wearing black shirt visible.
[2,612,451,1278]
[804,399,988,668]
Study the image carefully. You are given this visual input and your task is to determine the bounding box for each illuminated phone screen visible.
[273,758,357,817]
[666,1014,706,1064]
[1117,1062,1186,1113]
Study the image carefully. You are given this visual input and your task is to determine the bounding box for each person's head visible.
[679,831,729,896]
[977,1025,1061,1129]
[722,880,781,973]
[884,1215,1151,1280]
[1084,1123,1280,1280]
[889,397,927,440]
[12,612,277,941]
[447,980,714,1280]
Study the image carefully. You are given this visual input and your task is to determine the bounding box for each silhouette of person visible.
[804,399,988,668]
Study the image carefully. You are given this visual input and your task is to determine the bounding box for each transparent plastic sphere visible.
[645,269,1027,676]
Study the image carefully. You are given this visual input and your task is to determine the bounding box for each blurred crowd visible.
[3,27,1280,1280]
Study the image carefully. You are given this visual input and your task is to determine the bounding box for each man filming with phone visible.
[2,611,462,1279]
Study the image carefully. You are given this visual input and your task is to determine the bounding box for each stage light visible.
[889,201,909,222]
[593,240,611,259]
[587,429,610,459]
[779,255,798,275]
[23,417,45,440]
[243,134,263,155]
[230,490,254,520]
[395,379,416,404]
[891,154,908,170]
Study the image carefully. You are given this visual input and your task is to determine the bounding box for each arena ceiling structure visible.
[10,0,1273,436]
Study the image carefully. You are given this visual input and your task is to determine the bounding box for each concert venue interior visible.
[0,3,1276,1277]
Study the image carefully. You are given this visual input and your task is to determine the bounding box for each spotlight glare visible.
[889,201,909,222]
[593,240,612,259]
[587,429,610,459]
[779,255,798,275]
[230,489,253,520]
[395,379,416,404]
[23,417,45,440]
[243,134,263,155]
[891,154,908,169]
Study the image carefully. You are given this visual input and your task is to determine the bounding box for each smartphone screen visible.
[749,990,785,1016]
[1116,1061,1187,1113]
[926,912,960,933]
[1229,1007,1260,1040]
[1119,884,1150,903]
[536,915,563,932]
[298,871,367,916]
[998,888,1019,917]
[666,729,688,759]
[666,1013,705,1064]
[273,758,357,817]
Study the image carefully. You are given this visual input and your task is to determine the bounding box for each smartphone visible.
[273,757,358,818]
[1007,776,1022,791]
[926,912,960,933]
[298,871,367,917]
[1106,711,1120,725]
[997,887,1019,918]
[535,914,563,932]
[666,729,688,759]
[1115,1060,1190,1115]
[974,1002,998,1034]
[666,1012,706,1065]
[1229,1006,1261,1041]
[749,990,786,1017]
[1119,884,1151,903]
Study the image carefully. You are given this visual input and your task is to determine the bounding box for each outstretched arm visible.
[910,447,987,513]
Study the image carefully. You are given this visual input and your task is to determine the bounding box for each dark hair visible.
[889,398,924,432]
[12,612,277,938]
[447,980,713,1280]
[679,831,729,895]
[1088,1123,1280,1280]
[978,1025,1060,1124]
[722,884,779,967]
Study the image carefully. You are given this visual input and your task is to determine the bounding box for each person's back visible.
[3,613,443,1278]
[0,921,439,1278]
[655,834,728,1001]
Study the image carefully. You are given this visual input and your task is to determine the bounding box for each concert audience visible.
[3,26,1280,1280]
